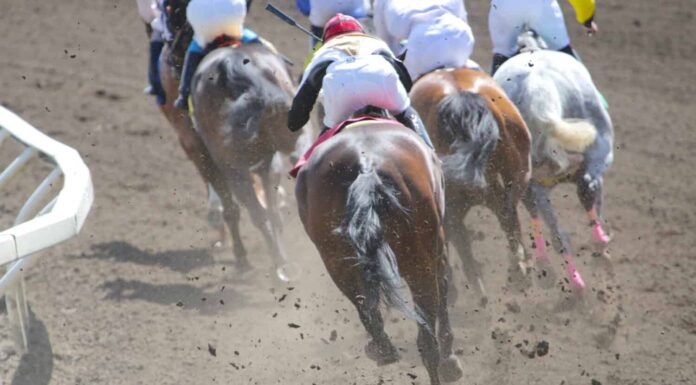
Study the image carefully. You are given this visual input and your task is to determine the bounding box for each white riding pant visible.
[374,0,467,54]
[136,0,157,23]
[187,0,246,47]
[322,55,410,128]
[404,13,475,80]
[489,0,571,57]
[308,0,371,27]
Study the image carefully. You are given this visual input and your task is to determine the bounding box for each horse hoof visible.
[439,355,464,383]
[276,262,302,282]
[535,260,557,289]
[365,340,400,366]
[592,223,611,246]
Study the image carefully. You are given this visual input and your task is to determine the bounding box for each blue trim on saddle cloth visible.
[188,28,261,55]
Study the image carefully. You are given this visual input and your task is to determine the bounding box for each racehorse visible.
[493,30,614,291]
[156,0,230,246]
[295,119,463,384]
[410,68,532,305]
[190,41,310,280]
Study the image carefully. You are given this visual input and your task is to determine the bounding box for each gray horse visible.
[190,42,311,281]
[493,30,614,291]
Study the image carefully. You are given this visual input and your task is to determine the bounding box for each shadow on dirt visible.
[98,278,251,315]
[79,241,217,274]
[11,306,53,385]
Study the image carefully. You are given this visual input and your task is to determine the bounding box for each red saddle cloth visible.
[289,116,395,178]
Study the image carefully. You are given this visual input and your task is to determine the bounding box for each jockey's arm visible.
[567,0,596,27]
[376,52,413,92]
[288,60,332,132]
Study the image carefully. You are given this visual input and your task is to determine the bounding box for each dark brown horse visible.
[156,0,231,246]
[295,120,462,385]
[410,68,532,304]
[190,42,310,280]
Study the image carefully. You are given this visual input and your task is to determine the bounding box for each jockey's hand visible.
[584,20,598,36]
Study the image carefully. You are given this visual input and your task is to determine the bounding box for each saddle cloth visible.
[289,116,395,178]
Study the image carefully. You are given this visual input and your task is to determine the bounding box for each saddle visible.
[289,108,395,178]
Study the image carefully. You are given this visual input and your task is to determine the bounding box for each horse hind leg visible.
[446,211,488,307]
[207,184,229,249]
[531,184,586,291]
[490,186,533,287]
[577,176,611,248]
[436,254,464,383]
[522,187,558,289]
[259,159,300,281]
[226,167,291,281]
[408,270,443,385]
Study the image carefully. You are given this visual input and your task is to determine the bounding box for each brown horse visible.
[190,42,310,280]
[156,1,232,246]
[295,120,463,385]
[410,68,532,304]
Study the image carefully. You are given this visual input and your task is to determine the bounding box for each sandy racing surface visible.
[1,0,695,384]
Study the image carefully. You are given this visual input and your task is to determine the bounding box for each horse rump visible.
[437,91,500,188]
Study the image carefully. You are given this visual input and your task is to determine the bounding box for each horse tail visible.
[336,164,425,326]
[546,118,597,153]
[437,91,500,188]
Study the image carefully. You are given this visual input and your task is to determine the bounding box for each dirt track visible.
[1,0,695,384]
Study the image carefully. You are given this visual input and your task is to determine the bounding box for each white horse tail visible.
[546,118,597,153]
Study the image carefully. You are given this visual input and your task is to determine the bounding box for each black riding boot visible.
[559,44,582,62]
[395,106,434,149]
[174,49,206,110]
[491,53,509,75]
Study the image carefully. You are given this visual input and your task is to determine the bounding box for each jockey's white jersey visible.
[301,33,392,87]
[322,55,410,128]
[187,0,246,46]
[404,12,475,80]
[489,0,572,56]
[308,0,371,27]
[374,0,468,54]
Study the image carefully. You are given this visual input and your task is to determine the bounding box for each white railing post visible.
[0,106,94,352]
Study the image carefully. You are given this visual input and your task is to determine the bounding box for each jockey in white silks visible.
[295,0,372,47]
[174,0,259,110]
[139,0,167,105]
[489,0,598,73]
[373,0,476,81]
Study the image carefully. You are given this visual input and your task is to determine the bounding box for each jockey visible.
[489,0,598,74]
[287,14,434,149]
[373,0,475,81]
[295,0,371,48]
[174,0,257,110]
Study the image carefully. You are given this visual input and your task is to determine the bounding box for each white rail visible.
[0,106,94,351]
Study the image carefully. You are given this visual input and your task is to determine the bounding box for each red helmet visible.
[322,14,365,42]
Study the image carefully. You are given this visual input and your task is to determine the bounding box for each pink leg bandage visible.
[564,256,586,290]
[588,208,611,245]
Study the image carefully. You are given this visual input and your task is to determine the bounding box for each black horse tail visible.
[335,164,425,326]
[437,91,500,188]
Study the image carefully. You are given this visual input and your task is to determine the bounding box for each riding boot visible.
[174,49,206,110]
[395,106,434,149]
[147,39,166,105]
[558,44,582,62]
[491,53,509,75]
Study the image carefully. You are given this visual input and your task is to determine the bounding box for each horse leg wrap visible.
[588,208,611,245]
[564,255,585,290]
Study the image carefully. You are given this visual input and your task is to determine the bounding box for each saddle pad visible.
[289,116,396,178]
